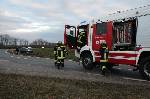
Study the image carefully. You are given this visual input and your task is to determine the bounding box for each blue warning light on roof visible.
[80,21,86,24]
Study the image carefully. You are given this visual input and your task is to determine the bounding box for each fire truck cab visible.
[64,5,150,80]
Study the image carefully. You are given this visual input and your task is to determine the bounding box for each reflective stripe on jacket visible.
[56,46,67,59]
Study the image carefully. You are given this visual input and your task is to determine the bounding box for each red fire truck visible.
[64,5,150,79]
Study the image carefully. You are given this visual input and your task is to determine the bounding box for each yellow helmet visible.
[57,41,63,46]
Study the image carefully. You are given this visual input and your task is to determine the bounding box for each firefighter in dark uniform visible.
[77,31,86,52]
[54,41,68,67]
[16,47,19,55]
[100,42,109,75]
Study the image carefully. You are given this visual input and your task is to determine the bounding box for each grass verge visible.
[0,73,150,99]
[32,48,76,60]
[7,48,77,61]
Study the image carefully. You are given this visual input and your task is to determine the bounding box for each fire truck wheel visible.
[82,53,93,70]
[139,56,150,80]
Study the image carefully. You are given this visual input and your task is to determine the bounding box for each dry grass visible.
[7,49,16,54]
[0,73,150,99]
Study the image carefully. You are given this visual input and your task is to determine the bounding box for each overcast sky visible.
[0,0,150,42]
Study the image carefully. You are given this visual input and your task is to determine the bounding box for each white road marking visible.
[36,57,40,59]
[0,60,9,62]
[87,73,92,75]
[28,56,31,57]
[118,68,122,70]
[87,72,101,76]
[128,69,132,71]
[11,56,14,58]
[17,57,20,59]
[5,51,7,53]
[94,73,101,76]
[45,58,50,60]
[123,77,150,82]
[24,58,28,59]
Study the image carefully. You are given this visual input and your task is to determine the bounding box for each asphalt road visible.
[0,49,150,86]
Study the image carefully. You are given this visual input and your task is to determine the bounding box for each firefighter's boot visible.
[102,65,106,75]
[61,59,64,67]
[54,60,57,66]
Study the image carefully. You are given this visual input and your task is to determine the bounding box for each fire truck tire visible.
[82,53,93,70]
[139,56,150,80]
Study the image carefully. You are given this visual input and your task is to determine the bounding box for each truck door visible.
[64,25,76,49]
[77,25,89,49]
[92,22,112,62]
[92,22,112,51]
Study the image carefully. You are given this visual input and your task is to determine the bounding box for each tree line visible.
[0,34,56,49]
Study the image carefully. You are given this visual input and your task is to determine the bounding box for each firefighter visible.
[54,41,68,67]
[16,47,19,55]
[77,31,86,52]
[100,42,109,75]
[54,42,59,65]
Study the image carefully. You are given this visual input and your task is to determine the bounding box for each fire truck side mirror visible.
[91,26,93,28]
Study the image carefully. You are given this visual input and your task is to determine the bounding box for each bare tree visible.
[0,34,29,48]
[30,38,53,48]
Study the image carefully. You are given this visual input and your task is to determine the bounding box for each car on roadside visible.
[19,47,33,54]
